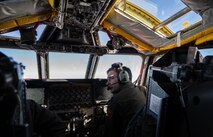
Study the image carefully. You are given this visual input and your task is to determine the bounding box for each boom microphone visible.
[107,81,119,90]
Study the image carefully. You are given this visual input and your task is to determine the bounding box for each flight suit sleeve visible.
[28,100,66,137]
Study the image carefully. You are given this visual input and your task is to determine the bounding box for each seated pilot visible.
[0,52,66,137]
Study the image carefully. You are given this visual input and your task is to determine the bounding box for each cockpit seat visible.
[124,106,156,137]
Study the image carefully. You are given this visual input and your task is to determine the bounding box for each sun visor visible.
[0,0,52,23]
[106,11,168,48]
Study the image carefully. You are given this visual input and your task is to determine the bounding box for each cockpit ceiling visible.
[0,0,55,32]
[0,0,106,31]
[100,0,213,53]
[0,1,52,23]
[0,0,107,46]
[0,0,213,54]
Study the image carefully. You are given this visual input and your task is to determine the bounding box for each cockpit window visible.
[199,48,213,58]
[166,11,201,33]
[124,0,202,35]
[1,24,46,40]
[98,31,110,46]
[2,30,20,38]
[36,25,46,40]
[49,52,89,79]
[95,55,142,82]
[0,48,38,79]
[128,0,185,21]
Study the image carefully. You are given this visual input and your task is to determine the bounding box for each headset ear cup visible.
[119,70,129,83]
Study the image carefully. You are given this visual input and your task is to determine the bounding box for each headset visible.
[0,53,22,90]
[111,62,130,83]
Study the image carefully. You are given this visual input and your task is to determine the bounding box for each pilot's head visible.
[106,63,132,94]
[0,52,23,124]
[0,52,19,90]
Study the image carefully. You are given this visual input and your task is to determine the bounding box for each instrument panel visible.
[26,79,111,137]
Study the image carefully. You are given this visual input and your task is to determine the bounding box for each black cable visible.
[176,82,191,137]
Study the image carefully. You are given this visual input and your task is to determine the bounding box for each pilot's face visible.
[106,69,120,94]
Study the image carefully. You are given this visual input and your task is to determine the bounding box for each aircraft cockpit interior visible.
[0,0,213,137]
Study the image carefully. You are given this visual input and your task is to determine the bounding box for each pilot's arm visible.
[27,100,66,137]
